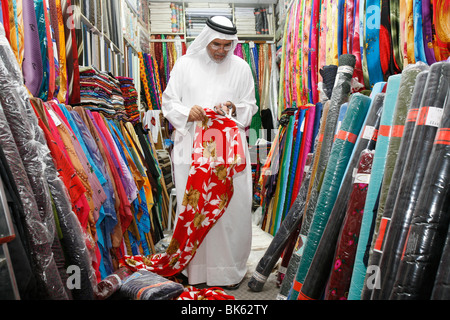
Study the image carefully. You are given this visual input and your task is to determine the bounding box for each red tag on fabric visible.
[406,108,419,122]
[391,125,405,138]
[379,125,391,137]
[335,130,358,144]
[435,128,450,145]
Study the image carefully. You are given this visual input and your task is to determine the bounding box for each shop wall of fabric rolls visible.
[0,0,182,300]
[250,0,450,299]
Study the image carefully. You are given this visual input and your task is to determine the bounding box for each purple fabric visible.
[422,0,436,65]
[22,0,43,96]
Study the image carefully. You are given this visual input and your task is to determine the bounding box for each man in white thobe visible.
[161,16,258,288]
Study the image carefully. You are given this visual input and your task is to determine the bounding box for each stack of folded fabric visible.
[149,2,173,34]
[185,3,232,37]
[117,77,140,123]
[79,66,126,119]
[235,7,257,35]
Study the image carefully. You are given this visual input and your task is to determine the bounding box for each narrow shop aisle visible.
[230,223,280,300]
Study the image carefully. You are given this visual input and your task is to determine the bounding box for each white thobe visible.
[162,48,258,286]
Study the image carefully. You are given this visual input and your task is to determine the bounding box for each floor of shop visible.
[228,223,280,300]
[190,223,281,300]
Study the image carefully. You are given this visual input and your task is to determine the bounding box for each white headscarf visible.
[185,16,239,58]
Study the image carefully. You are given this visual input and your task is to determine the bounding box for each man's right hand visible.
[188,105,207,122]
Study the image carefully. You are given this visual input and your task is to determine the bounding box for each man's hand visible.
[223,101,236,117]
[214,101,236,117]
[188,105,207,122]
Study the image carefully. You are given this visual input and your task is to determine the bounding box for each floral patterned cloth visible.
[121,109,246,277]
[177,286,235,300]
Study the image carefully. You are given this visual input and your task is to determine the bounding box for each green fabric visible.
[292,93,371,299]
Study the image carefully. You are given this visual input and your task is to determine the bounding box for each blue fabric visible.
[365,0,384,87]
[338,0,346,57]
[413,0,427,63]
[284,109,306,218]
[348,74,402,300]
[106,120,152,255]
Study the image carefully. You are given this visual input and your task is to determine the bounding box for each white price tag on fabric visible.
[48,109,62,127]
[354,173,371,184]
[362,125,375,140]
[425,107,443,127]
[338,65,354,75]
[249,41,255,49]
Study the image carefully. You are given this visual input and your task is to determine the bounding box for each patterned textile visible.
[121,109,246,277]
[177,286,235,300]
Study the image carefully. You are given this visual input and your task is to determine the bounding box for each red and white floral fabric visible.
[120,109,246,277]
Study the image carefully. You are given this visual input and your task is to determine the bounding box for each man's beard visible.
[207,49,228,64]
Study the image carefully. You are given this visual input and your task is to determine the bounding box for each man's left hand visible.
[223,101,236,117]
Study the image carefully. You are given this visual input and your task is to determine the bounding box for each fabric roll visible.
[361,66,429,299]
[0,140,39,299]
[319,65,338,100]
[119,269,184,300]
[278,102,331,299]
[94,267,134,300]
[296,93,383,300]
[372,61,450,300]
[21,0,43,97]
[248,106,314,292]
[391,84,450,300]
[295,93,371,300]
[325,149,375,300]
[276,153,314,287]
[431,221,450,299]
[283,54,356,300]
[348,74,403,300]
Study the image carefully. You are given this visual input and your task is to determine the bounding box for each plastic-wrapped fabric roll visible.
[348,74,403,300]
[320,65,338,100]
[361,66,429,299]
[119,270,185,300]
[372,61,450,300]
[283,54,356,300]
[95,267,134,300]
[0,24,68,299]
[295,93,371,300]
[277,101,331,299]
[391,84,450,300]
[431,221,450,300]
[325,149,375,300]
[276,153,314,287]
[297,93,383,300]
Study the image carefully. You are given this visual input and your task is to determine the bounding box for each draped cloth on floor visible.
[121,109,246,277]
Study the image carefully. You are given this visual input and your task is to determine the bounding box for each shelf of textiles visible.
[79,0,124,57]
[78,13,125,77]
[0,29,177,299]
[249,56,450,300]
[147,1,275,41]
